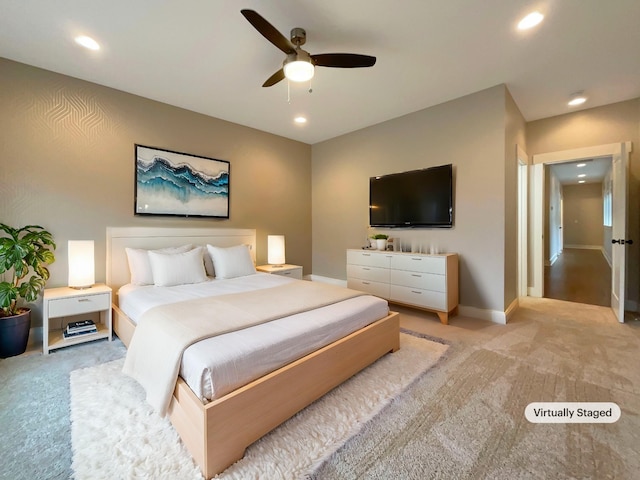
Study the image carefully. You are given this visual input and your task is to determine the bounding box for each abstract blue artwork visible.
[134,145,229,218]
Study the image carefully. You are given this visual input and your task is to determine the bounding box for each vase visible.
[0,309,31,358]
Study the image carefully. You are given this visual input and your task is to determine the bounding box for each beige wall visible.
[527,98,640,309]
[0,58,312,326]
[312,85,510,313]
[562,183,604,247]
[4,51,636,323]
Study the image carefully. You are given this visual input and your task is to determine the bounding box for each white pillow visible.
[125,244,193,285]
[206,244,256,279]
[148,247,207,287]
[203,249,215,277]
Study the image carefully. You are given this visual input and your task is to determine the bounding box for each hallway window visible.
[603,178,612,227]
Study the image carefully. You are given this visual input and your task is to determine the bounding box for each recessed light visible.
[294,116,307,124]
[577,163,586,167]
[578,180,585,184]
[518,11,544,30]
[568,92,587,106]
[578,174,586,178]
[75,35,100,51]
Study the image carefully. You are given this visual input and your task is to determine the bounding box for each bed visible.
[106,227,400,478]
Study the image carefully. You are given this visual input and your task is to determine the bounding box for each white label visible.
[525,402,620,423]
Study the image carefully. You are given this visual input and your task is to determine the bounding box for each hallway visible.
[544,248,611,307]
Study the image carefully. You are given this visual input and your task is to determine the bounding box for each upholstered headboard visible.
[106,227,256,294]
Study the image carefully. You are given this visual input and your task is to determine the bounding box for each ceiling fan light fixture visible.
[284,59,314,82]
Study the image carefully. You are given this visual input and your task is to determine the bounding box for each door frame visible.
[517,145,529,298]
[531,142,630,309]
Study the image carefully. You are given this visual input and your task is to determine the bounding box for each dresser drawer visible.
[390,270,446,292]
[347,264,390,283]
[347,278,390,299]
[48,293,111,318]
[390,285,447,311]
[347,250,392,268]
[390,255,445,274]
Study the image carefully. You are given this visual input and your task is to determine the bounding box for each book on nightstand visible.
[66,319,96,333]
[63,328,98,340]
[64,320,98,339]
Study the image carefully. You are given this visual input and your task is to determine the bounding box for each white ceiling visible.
[1,1,639,145]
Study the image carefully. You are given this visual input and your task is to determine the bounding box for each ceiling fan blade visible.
[311,53,376,68]
[241,9,296,55]
[262,69,285,87]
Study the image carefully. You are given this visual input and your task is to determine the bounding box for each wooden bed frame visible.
[106,227,400,479]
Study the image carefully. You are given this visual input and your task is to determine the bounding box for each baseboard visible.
[564,244,602,250]
[457,305,507,325]
[505,297,520,323]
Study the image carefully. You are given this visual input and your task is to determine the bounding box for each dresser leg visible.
[436,311,448,325]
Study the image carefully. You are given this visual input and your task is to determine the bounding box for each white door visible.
[611,143,629,322]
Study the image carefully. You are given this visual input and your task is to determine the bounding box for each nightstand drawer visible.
[48,293,111,318]
[272,268,302,280]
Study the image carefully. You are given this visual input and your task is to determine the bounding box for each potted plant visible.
[0,224,56,358]
[370,234,389,251]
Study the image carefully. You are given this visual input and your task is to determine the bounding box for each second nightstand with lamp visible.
[256,234,303,280]
[42,240,113,354]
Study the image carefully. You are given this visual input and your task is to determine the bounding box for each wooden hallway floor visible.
[544,248,611,307]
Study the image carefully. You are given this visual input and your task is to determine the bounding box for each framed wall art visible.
[134,144,230,218]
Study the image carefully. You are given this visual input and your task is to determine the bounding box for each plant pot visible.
[376,239,387,251]
[0,309,31,358]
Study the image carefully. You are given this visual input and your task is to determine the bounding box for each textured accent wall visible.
[0,58,312,327]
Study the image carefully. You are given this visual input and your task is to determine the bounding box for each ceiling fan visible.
[241,9,376,87]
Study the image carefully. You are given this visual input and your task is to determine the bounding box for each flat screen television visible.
[369,164,453,228]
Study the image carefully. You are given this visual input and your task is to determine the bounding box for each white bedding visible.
[118,273,389,401]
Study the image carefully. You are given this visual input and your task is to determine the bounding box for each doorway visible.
[531,142,630,322]
[543,159,612,307]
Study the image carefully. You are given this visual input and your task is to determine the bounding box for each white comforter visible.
[118,274,389,402]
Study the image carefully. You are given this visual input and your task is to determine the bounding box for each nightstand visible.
[42,284,112,354]
[256,264,303,280]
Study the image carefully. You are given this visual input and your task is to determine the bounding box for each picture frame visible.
[134,144,230,218]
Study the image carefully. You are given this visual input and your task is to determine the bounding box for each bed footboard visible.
[169,311,400,478]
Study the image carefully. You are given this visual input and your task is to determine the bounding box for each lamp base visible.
[70,284,94,290]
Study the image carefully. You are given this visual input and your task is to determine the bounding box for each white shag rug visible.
[70,332,448,480]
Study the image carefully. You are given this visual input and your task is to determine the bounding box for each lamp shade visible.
[68,240,95,288]
[267,235,286,265]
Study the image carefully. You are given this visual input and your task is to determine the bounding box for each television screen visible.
[369,164,453,227]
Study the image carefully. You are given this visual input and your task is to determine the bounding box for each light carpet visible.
[70,332,448,480]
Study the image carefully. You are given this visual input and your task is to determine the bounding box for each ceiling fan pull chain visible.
[287,79,291,103]
[308,77,313,94]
